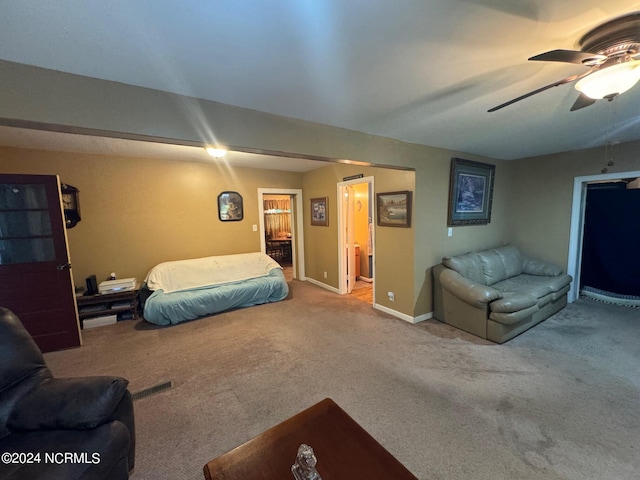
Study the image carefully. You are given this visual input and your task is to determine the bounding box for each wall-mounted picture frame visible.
[376,190,412,228]
[310,197,329,226]
[218,191,243,221]
[447,158,495,226]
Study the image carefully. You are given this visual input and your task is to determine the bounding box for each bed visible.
[141,252,289,326]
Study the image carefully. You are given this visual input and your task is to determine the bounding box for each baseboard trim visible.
[414,311,433,323]
[304,277,340,294]
[373,304,433,324]
[303,279,434,323]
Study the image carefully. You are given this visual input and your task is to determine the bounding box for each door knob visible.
[57,262,72,271]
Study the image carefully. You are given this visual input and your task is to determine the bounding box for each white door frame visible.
[567,169,640,302]
[337,176,375,295]
[258,188,305,280]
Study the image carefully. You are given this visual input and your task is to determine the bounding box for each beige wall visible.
[1,60,571,321]
[0,147,302,285]
[302,163,416,314]
[4,139,635,320]
[507,141,640,270]
[411,152,511,316]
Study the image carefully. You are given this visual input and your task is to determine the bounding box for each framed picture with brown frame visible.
[310,197,329,226]
[376,190,412,228]
[447,158,495,226]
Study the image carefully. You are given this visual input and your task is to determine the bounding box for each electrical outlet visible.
[323,271,327,279]
[388,291,395,302]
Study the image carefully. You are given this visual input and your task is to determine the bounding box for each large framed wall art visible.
[447,158,495,226]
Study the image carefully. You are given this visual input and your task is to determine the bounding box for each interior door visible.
[345,186,356,293]
[0,174,81,352]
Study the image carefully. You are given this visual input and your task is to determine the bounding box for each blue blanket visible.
[143,268,288,326]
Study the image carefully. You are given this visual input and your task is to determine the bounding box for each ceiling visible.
[3,0,640,164]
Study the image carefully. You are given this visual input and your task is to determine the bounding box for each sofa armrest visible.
[521,255,563,276]
[8,376,129,432]
[439,268,502,308]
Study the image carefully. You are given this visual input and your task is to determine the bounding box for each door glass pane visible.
[0,239,56,264]
[1,184,48,209]
[1,211,52,236]
[0,183,56,265]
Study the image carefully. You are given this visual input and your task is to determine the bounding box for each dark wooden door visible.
[0,174,81,352]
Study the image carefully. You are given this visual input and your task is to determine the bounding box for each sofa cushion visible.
[489,304,539,325]
[442,252,485,285]
[439,268,502,307]
[492,273,571,299]
[551,284,571,301]
[490,293,537,313]
[476,245,523,285]
[493,276,552,299]
[536,293,554,308]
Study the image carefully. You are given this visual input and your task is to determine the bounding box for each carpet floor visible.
[44,280,640,480]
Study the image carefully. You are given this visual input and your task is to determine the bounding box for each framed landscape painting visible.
[376,191,412,227]
[447,158,495,226]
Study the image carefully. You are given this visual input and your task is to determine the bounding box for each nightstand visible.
[76,285,140,328]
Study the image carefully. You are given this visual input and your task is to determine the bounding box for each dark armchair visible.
[0,307,135,480]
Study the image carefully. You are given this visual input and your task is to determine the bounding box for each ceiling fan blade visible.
[529,49,607,65]
[569,93,597,111]
[487,74,578,112]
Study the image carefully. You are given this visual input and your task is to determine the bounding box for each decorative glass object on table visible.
[291,444,322,480]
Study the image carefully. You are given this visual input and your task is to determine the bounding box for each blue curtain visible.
[580,185,640,296]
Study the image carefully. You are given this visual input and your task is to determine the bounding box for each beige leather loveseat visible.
[433,244,572,343]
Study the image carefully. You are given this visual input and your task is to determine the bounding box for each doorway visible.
[338,177,374,303]
[567,169,640,302]
[579,180,640,300]
[258,188,305,281]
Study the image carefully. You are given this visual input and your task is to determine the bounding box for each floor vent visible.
[132,381,174,401]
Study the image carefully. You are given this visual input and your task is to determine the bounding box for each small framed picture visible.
[377,191,412,227]
[447,158,495,226]
[310,197,329,226]
[218,191,243,221]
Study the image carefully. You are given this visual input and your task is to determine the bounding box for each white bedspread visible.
[144,252,282,293]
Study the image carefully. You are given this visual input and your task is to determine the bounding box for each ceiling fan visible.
[489,13,640,112]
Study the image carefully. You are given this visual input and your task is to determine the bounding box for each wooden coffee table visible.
[203,398,418,480]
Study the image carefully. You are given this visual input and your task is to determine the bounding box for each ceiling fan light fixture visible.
[205,146,228,158]
[575,60,640,99]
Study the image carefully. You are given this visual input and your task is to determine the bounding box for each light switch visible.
[447,227,453,237]
[252,224,258,232]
